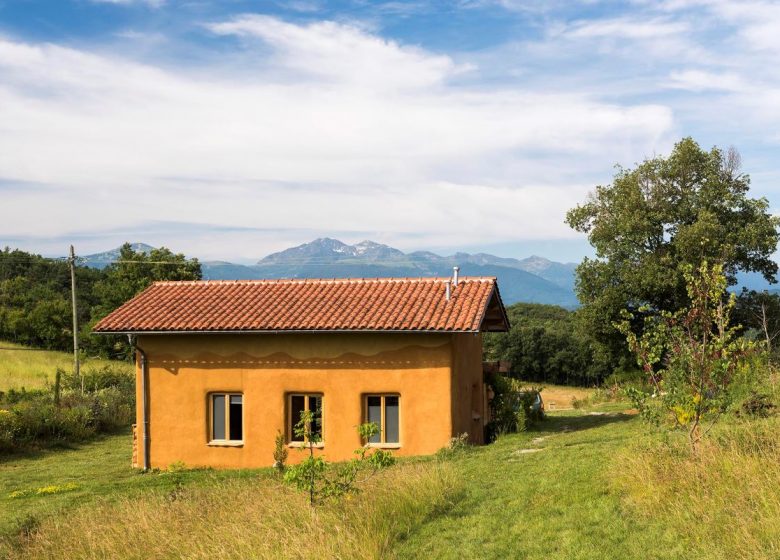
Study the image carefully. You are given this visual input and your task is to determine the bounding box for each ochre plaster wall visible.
[135,333,462,469]
[450,333,485,445]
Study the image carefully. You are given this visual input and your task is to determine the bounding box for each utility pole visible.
[68,245,82,394]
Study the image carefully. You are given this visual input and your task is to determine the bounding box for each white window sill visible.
[287,442,325,449]
[367,443,401,449]
[208,440,244,447]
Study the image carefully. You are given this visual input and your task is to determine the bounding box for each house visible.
[93,271,509,469]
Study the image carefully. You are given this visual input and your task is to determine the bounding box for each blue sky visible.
[1,0,779,263]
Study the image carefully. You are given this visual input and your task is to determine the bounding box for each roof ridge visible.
[152,276,497,286]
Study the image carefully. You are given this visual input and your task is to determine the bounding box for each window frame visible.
[208,392,244,447]
[363,394,401,449]
[287,393,325,448]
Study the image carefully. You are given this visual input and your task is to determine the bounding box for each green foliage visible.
[617,261,763,450]
[0,244,200,359]
[0,365,135,451]
[566,138,780,367]
[284,416,396,505]
[484,303,614,386]
[272,430,288,472]
[734,289,780,361]
[485,374,544,441]
[737,391,776,418]
[0,249,102,351]
[87,243,201,359]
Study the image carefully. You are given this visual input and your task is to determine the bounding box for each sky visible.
[1,0,779,264]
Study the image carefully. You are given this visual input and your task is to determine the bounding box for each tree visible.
[566,138,779,364]
[0,248,103,351]
[734,290,780,358]
[617,262,760,452]
[85,243,201,358]
[284,410,395,506]
[483,303,611,386]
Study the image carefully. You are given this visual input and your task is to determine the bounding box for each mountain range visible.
[81,238,780,308]
[81,238,580,307]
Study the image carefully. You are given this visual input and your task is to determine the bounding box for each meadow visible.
[1,343,778,559]
[3,399,779,559]
[0,341,131,392]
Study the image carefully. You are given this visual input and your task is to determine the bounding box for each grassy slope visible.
[0,430,264,537]
[4,403,774,559]
[397,407,685,560]
[1,404,678,559]
[0,341,131,391]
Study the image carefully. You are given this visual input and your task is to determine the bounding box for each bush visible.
[485,374,543,441]
[62,365,134,394]
[738,391,776,418]
[0,388,50,405]
[0,409,17,451]
[0,365,135,452]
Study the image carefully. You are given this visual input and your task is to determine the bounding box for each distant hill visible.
[82,238,577,307]
[246,238,579,306]
[78,239,780,307]
[81,243,155,268]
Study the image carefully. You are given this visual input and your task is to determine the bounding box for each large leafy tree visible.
[484,303,611,386]
[566,138,779,365]
[85,243,201,358]
[0,248,103,350]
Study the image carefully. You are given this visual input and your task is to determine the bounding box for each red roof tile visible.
[93,277,509,334]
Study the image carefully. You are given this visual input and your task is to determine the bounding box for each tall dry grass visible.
[614,417,780,560]
[1,462,461,560]
[0,340,132,391]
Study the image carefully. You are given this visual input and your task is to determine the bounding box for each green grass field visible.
[0,341,132,391]
[1,374,777,558]
[0,404,697,558]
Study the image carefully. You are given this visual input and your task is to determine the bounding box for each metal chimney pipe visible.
[445,281,451,301]
[453,266,460,287]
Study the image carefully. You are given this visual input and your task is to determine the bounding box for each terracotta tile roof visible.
[93,277,509,334]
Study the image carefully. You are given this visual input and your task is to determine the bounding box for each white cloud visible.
[563,17,689,40]
[667,70,747,92]
[206,15,463,89]
[0,16,676,259]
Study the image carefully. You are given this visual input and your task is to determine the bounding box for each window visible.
[288,394,323,445]
[365,395,400,445]
[210,393,243,443]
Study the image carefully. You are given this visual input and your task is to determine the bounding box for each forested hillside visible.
[0,244,200,359]
[484,303,614,386]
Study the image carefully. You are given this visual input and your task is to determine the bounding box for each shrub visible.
[62,365,134,394]
[90,387,135,431]
[272,430,288,472]
[485,374,543,441]
[437,433,471,458]
[738,391,776,418]
[284,416,396,505]
[0,409,17,451]
[0,364,135,452]
[57,405,96,440]
[0,388,50,405]
[617,262,763,451]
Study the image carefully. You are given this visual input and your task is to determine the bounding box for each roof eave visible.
[92,328,483,335]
